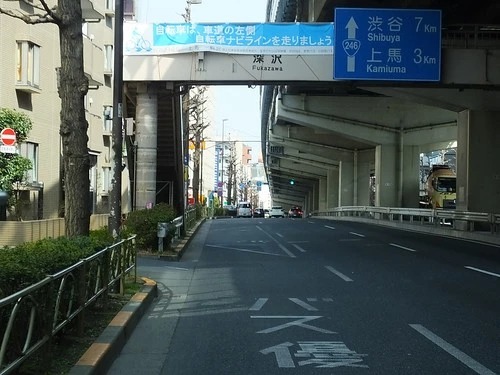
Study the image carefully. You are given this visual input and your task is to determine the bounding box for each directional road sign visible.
[334,8,441,81]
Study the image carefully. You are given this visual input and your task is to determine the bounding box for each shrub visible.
[121,203,177,251]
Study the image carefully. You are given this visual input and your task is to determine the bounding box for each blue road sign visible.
[334,8,441,81]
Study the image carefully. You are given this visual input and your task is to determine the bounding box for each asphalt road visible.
[107,217,500,375]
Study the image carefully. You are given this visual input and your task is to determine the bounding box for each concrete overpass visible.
[122,0,500,220]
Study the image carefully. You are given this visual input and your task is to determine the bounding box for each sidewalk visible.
[68,219,205,375]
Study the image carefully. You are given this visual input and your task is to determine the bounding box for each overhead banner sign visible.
[334,8,441,81]
[124,22,334,55]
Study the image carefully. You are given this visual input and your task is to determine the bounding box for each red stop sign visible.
[0,128,16,146]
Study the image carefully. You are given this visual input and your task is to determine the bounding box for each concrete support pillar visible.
[402,145,420,208]
[339,159,354,206]
[356,150,374,206]
[135,84,158,210]
[457,110,500,213]
[312,180,319,212]
[375,144,398,207]
[326,168,339,208]
[318,177,328,211]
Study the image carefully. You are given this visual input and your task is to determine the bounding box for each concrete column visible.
[375,144,398,207]
[339,159,354,206]
[318,177,328,211]
[312,180,319,212]
[402,145,420,208]
[356,149,374,206]
[326,168,339,208]
[135,84,158,210]
[457,110,500,213]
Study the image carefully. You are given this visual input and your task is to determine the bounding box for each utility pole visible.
[220,118,228,205]
[109,0,124,238]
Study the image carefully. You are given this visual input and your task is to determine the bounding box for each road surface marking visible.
[307,221,315,224]
[206,244,284,256]
[289,298,318,311]
[291,244,306,252]
[409,324,496,375]
[389,243,417,252]
[261,342,295,368]
[257,226,296,258]
[349,232,365,237]
[324,225,336,230]
[249,298,268,311]
[325,266,353,282]
[465,266,500,278]
[276,232,284,238]
[164,266,190,271]
[251,316,336,334]
[288,240,309,244]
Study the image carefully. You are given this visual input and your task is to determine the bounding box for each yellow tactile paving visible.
[76,343,110,366]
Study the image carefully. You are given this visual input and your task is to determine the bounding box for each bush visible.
[121,203,177,251]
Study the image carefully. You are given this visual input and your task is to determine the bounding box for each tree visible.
[0,108,33,219]
[187,87,210,204]
[1,0,91,236]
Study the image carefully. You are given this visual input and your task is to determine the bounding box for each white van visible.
[237,202,252,218]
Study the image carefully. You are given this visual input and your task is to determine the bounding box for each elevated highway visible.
[122,0,500,224]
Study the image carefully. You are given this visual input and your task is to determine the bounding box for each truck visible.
[420,165,456,209]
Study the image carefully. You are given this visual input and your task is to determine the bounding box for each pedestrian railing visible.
[312,206,500,235]
[0,235,137,375]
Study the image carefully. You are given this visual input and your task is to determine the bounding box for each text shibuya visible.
[367,33,401,43]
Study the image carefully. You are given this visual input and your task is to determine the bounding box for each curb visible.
[68,277,158,375]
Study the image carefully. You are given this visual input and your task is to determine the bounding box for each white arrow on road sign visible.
[343,17,361,72]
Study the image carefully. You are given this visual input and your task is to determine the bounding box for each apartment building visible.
[0,0,129,220]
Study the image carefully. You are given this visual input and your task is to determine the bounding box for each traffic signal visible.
[289,179,295,185]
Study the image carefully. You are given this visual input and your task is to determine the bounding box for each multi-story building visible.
[0,0,129,220]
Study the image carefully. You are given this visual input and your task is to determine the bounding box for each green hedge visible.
[121,203,177,251]
[0,229,114,299]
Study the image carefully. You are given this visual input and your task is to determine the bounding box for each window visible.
[16,41,40,90]
[102,167,111,193]
[104,45,113,73]
[19,142,39,182]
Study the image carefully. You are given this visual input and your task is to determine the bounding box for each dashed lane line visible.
[256,226,296,258]
[349,232,365,238]
[464,266,500,278]
[325,266,353,282]
[324,225,335,230]
[291,244,306,253]
[389,243,417,252]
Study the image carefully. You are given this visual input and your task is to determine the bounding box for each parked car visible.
[236,202,252,218]
[253,208,265,218]
[288,206,303,218]
[264,209,270,218]
[269,205,285,218]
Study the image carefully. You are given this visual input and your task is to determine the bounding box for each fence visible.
[0,235,137,375]
[0,214,109,247]
[312,206,500,242]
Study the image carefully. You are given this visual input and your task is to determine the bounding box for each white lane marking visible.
[291,244,306,253]
[307,221,315,224]
[409,324,496,375]
[249,298,268,311]
[251,316,336,334]
[288,241,309,244]
[465,266,500,278]
[324,225,336,230]
[256,226,296,258]
[163,266,190,271]
[389,243,417,252]
[349,232,365,237]
[325,266,353,282]
[289,298,318,311]
[276,232,284,238]
[206,244,284,256]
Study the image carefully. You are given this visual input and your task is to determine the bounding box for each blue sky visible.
[139,0,269,158]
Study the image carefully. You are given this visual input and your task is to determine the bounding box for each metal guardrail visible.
[0,235,137,375]
[312,206,500,234]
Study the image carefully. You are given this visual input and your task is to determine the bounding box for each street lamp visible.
[220,118,228,205]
